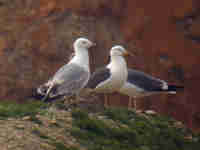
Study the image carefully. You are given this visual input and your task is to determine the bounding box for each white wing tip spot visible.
[162,81,168,90]
[169,91,176,94]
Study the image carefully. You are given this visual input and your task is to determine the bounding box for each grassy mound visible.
[0,100,199,150]
[71,108,200,150]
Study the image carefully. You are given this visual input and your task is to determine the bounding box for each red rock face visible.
[118,0,200,131]
[0,0,199,131]
[0,0,124,100]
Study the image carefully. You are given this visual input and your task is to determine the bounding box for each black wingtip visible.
[30,87,64,103]
[167,85,184,92]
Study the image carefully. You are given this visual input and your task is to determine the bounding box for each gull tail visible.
[166,84,184,94]
[31,82,64,102]
[29,88,46,100]
[41,84,53,101]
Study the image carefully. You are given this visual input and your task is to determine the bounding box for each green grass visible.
[0,101,47,119]
[71,108,200,150]
[53,142,79,150]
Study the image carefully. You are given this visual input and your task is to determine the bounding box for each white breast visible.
[95,56,128,93]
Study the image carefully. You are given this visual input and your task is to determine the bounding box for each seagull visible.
[119,68,184,110]
[36,37,95,102]
[84,45,133,107]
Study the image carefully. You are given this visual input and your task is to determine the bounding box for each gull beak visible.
[91,42,96,47]
[123,50,135,57]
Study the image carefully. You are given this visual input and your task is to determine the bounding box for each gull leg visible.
[42,82,54,102]
[66,95,78,109]
[74,94,80,107]
[49,104,55,120]
[134,98,137,111]
[45,102,56,121]
[128,96,132,110]
[73,94,86,107]
[104,94,109,108]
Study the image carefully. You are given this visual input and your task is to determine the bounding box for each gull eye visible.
[82,41,87,45]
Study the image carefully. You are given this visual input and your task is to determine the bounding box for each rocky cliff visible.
[0,0,199,131]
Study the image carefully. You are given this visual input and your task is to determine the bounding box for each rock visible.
[184,135,193,140]
[15,124,25,129]
[49,119,57,124]
[145,110,157,115]
[174,121,184,128]
[22,116,31,121]
[65,117,73,123]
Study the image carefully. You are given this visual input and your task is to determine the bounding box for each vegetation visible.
[52,142,78,150]
[0,101,47,119]
[71,107,200,150]
[0,101,199,150]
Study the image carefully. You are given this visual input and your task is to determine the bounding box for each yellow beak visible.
[91,42,96,47]
[123,50,135,57]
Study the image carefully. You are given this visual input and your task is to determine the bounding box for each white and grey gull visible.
[36,37,95,102]
[84,45,133,107]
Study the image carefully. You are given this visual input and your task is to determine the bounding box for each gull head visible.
[110,45,128,57]
[110,45,134,57]
[74,37,95,49]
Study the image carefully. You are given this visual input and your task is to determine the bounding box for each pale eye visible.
[82,41,87,45]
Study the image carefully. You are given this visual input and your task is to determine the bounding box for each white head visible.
[73,37,95,50]
[110,45,129,57]
[70,37,95,70]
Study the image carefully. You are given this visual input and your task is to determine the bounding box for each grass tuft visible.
[53,142,78,150]
[0,101,47,119]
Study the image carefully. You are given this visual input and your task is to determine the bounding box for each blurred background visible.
[0,0,199,131]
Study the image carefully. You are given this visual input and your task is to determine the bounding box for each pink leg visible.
[104,94,109,108]
[128,96,132,109]
[134,98,137,111]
